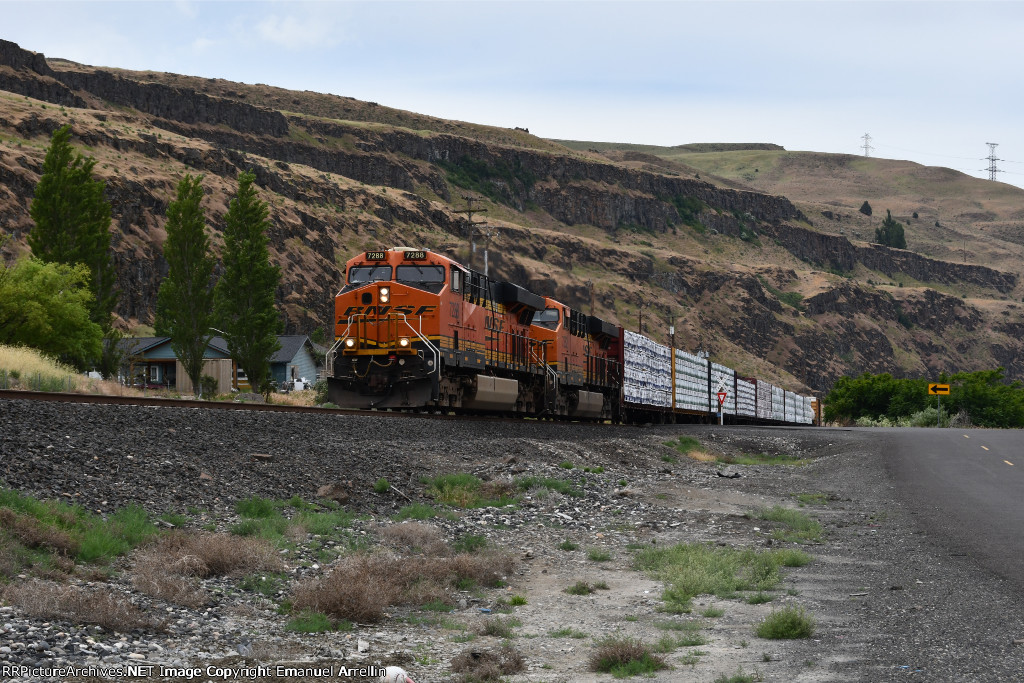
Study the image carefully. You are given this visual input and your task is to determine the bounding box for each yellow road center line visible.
[1005,461,1015,467]
[982,446,990,451]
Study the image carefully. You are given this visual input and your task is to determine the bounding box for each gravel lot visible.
[1,398,1024,682]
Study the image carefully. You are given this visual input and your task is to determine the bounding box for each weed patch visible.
[589,637,668,678]
[753,507,823,543]
[424,473,515,508]
[635,542,810,612]
[756,605,815,639]
[516,476,582,498]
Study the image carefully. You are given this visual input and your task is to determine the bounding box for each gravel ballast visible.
[2,397,1024,682]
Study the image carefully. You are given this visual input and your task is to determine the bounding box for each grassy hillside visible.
[561,141,1024,279]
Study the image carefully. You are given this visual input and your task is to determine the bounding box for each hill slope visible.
[1,40,1022,393]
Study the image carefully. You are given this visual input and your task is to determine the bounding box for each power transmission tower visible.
[454,196,487,270]
[986,142,1001,181]
[861,133,874,157]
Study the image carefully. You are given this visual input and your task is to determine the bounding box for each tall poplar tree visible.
[29,124,120,374]
[214,171,281,395]
[155,174,215,396]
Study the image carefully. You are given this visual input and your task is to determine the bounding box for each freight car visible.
[327,247,819,425]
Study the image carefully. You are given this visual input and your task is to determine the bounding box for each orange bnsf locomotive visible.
[327,247,622,419]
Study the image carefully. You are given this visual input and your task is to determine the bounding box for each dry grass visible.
[0,507,80,557]
[131,551,208,608]
[292,550,515,623]
[2,580,161,632]
[145,531,284,577]
[687,450,719,463]
[451,645,526,682]
[130,531,282,607]
[377,522,449,556]
[0,344,80,391]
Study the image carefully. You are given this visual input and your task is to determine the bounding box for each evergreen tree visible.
[155,174,215,396]
[859,201,872,216]
[28,125,120,374]
[214,171,282,395]
[875,210,907,249]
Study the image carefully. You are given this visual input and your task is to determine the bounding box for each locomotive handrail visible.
[529,340,559,385]
[335,312,440,393]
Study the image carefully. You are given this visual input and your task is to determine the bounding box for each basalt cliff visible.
[2,39,1022,393]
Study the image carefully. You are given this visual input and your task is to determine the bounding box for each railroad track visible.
[0,389,616,424]
[0,388,431,418]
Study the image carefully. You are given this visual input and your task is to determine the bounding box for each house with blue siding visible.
[270,336,325,388]
[118,335,324,393]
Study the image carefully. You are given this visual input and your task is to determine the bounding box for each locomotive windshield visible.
[347,265,392,285]
[531,308,560,329]
[396,265,446,293]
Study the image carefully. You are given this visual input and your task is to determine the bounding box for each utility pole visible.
[861,133,874,157]
[584,279,595,316]
[478,225,495,277]
[668,311,676,349]
[454,196,487,270]
[986,142,1001,181]
[637,300,645,334]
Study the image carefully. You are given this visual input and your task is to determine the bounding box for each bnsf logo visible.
[340,305,437,319]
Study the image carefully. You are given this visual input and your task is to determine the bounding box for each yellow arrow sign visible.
[928,383,950,395]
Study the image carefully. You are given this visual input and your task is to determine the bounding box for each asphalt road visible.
[877,426,1024,589]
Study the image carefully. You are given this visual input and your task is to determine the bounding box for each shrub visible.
[291,550,515,622]
[587,548,612,562]
[373,477,391,494]
[756,605,815,639]
[451,644,525,681]
[558,540,579,551]
[589,637,667,678]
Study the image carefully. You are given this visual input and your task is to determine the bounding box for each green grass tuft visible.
[755,605,815,639]
[754,506,823,543]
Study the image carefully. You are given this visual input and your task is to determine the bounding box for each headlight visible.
[398,337,411,348]
[379,286,390,303]
[344,337,356,348]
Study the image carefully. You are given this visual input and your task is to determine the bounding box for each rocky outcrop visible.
[762,221,1017,293]
[0,41,286,136]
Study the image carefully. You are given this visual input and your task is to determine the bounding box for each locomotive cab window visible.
[346,265,392,285]
[531,308,560,329]
[450,268,462,293]
[396,264,446,293]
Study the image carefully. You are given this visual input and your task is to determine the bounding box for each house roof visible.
[118,335,322,364]
[270,335,323,364]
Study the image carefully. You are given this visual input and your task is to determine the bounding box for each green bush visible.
[755,605,815,639]
[825,369,1024,427]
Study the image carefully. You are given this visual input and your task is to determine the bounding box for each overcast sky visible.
[4,1,1024,188]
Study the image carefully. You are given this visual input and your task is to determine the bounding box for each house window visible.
[150,366,160,382]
